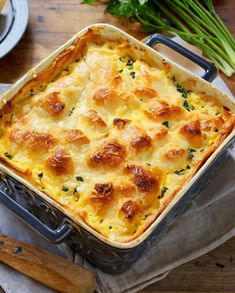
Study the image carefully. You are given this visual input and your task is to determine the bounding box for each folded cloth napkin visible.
[0,37,234,293]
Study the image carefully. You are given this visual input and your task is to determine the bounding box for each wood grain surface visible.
[0,0,234,292]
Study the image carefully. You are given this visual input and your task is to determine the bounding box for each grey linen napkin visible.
[0,38,234,293]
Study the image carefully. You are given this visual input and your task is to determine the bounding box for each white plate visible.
[0,0,29,58]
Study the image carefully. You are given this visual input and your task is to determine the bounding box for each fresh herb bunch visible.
[83,0,235,76]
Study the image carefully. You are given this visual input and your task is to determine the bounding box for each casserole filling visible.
[0,29,234,242]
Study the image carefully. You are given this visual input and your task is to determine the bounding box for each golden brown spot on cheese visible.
[131,135,152,150]
[121,200,140,219]
[92,183,113,198]
[46,149,73,175]
[65,129,90,144]
[145,100,183,121]
[125,164,159,193]
[200,119,214,131]
[9,129,57,151]
[134,87,157,98]
[164,148,187,160]
[150,128,168,140]
[89,183,114,215]
[83,109,106,127]
[123,124,152,151]
[113,118,130,129]
[42,92,65,116]
[89,140,126,167]
[180,120,204,148]
[93,88,116,104]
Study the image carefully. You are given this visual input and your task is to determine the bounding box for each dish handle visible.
[0,189,73,243]
[145,34,217,82]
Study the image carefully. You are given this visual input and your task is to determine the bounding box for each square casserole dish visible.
[0,24,234,273]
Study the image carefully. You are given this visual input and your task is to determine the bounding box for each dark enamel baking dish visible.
[0,24,234,274]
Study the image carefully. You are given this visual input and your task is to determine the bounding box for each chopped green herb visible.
[38,172,44,179]
[176,83,188,98]
[69,107,75,116]
[62,186,69,192]
[158,187,168,199]
[146,163,151,166]
[162,121,169,128]
[174,165,191,175]
[118,69,123,73]
[119,56,125,62]
[174,169,185,175]
[200,148,204,152]
[109,226,112,229]
[76,176,84,182]
[4,152,13,159]
[126,59,134,70]
[188,148,196,160]
[143,214,149,220]
[183,100,194,112]
[130,71,136,79]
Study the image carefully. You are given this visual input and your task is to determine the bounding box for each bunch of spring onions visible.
[83,0,235,76]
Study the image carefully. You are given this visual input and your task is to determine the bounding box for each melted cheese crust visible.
[0,30,234,242]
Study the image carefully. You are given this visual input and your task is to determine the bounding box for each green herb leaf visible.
[4,152,13,159]
[126,59,134,69]
[76,176,84,182]
[38,172,44,179]
[158,186,168,199]
[118,69,123,73]
[183,100,195,112]
[188,148,196,160]
[82,0,98,4]
[62,186,69,192]
[176,84,188,98]
[130,71,136,79]
[174,165,191,175]
[69,107,75,116]
[162,121,169,128]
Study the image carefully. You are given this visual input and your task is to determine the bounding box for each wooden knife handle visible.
[0,235,96,293]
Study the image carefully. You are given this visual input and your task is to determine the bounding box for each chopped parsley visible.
[130,71,136,79]
[162,121,169,128]
[176,83,188,98]
[126,59,133,70]
[118,69,123,73]
[69,107,75,116]
[183,100,194,112]
[188,148,196,160]
[76,176,84,182]
[174,165,191,175]
[62,186,69,192]
[146,163,151,166]
[38,172,44,179]
[200,148,204,152]
[119,56,126,62]
[158,187,168,199]
[4,152,13,159]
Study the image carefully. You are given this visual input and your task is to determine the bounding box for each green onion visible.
[162,121,169,128]
[4,152,13,159]
[76,176,84,182]
[83,0,235,76]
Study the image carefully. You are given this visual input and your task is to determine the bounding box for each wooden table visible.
[0,0,234,292]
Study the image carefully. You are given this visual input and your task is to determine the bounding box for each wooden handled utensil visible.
[0,235,96,293]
